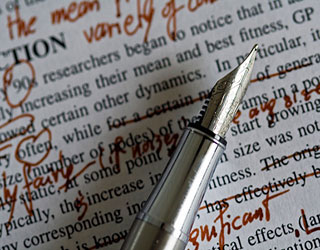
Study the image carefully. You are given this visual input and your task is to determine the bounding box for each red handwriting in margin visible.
[0,60,36,223]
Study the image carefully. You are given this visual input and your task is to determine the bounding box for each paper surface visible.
[0,0,319,249]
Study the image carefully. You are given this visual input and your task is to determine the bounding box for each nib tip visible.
[247,44,258,61]
[241,44,258,70]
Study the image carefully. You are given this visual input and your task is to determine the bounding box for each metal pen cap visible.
[121,45,257,250]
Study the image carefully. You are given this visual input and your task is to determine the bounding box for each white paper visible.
[0,0,319,249]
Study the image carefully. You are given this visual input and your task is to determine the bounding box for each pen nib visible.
[197,44,258,137]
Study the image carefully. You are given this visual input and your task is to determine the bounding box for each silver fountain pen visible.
[121,45,258,250]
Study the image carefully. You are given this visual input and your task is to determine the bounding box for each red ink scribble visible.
[86,143,317,250]
[115,0,121,17]
[110,64,312,129]
[189,190,288,250]
[3,59,36,109]
[250,63,312,83]
[51,0,100,24]
[187,0,218,12]
[300,209,320,235]
[18,128,53,216]
[7,6,37,40]
[84,0,154,43]
[75,190,88,220]
[57,151,96,192]
[112,132,179,168]
[0,144,12,152]
[20,149,95,217]
[15,128,52,166]
[1,171,18,227]
[261,145,320,171]
[249,98,276,120]
[283,81,320,110]
[201,168,317,214]
[131,139,155,159]
[123,0,155,43]
[84,0,220,44]
[260,98,276,116]
[0,123,95,222]
[283,92,297,109]
[301,82,320,101]
[232,110,241,124]
[161,0,184,40]
[0,113,35,145]
[108,136,126,171]
[98,145,109,170]
[163,133,179,156]
[190,168,320,248]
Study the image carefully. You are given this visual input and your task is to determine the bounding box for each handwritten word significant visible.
[193,159,320,249]
[188,190,288,250]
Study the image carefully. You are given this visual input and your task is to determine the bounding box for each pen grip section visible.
[121,126,225,250]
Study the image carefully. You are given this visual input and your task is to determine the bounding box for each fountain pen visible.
[121,45,258,250]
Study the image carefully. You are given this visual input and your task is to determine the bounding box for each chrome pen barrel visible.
[121,124,226,250]
[121,45,257,250]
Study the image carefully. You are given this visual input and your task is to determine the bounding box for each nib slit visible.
[196,45,258,137]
